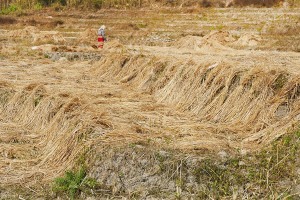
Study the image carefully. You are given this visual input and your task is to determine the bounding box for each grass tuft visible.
[53,166,99,199]
[0,4,20,15]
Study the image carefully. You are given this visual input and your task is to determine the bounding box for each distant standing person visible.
[98,25,106,49]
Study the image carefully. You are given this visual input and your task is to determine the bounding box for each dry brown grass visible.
[91,47,300,150]
[1,34,299,187]
[0,9,299,197]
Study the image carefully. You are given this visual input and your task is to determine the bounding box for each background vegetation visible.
[1,0,299,12]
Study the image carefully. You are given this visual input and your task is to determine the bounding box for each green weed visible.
[34,3,43,10]
[53,166,98,199]
[208,24,224,31]
[137,23,148,28]
[1,4,21,15]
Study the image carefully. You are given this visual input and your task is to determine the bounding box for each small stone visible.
[275,104,289,118]
[158,150,168,157]
[140,159,148,166]
[282,1,290,8]
[86,197,96,200]
[292,185,300,194]
[238,161,245,166]
[51,53,60,61]
[58,57,68,62]
[240,149,248,156]
[185,158,199,167]
[218,150,228,159]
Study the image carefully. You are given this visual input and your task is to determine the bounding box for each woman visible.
[98,25,106,49]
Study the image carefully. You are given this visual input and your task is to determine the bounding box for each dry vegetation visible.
[0,4,300,200]
[0,0,299,11]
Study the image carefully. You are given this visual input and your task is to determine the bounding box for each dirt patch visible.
[0,16,17,24]
[235,0,281,7]
[20,17,64,28]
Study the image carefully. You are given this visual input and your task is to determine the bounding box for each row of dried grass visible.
[91,50,300,151]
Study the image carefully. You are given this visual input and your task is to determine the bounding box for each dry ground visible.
[0,7,300,199]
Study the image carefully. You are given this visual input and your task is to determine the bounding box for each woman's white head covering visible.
[100,25,106,29]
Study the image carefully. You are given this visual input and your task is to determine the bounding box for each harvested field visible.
[0,7,300,199]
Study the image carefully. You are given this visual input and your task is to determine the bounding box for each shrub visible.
[1,4,21,15]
